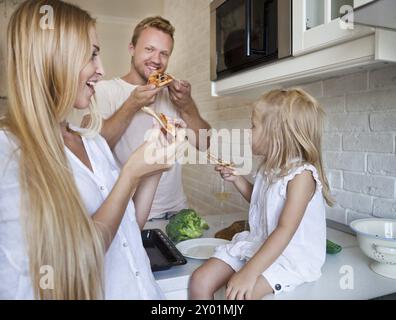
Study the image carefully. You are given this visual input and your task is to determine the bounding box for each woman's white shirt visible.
[0,129,164,300]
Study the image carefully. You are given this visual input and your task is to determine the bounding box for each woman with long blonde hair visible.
[190,88,334,300]
[0,0,186,300]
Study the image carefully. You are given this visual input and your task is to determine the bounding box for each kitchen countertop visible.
[144,213,396,300]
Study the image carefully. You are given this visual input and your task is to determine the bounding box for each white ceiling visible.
[65,0,164,19]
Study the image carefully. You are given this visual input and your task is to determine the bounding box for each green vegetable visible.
[326,239,342,254]
[166,209,209,243]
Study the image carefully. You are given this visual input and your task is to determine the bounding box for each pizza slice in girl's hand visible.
[148,71,174,88]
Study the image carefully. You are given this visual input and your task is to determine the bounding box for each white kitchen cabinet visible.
[212,0,396,97]
[293,0,375,56]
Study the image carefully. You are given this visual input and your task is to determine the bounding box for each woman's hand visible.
[215,165,238,183]
[92,122,187,250]
[226,269,258,300]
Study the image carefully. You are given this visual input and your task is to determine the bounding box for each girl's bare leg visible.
[189,258,235,300]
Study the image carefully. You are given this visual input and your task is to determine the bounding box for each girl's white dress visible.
[213,164,327,295]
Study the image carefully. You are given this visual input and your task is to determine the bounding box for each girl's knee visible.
[190,268,208,290]
[189,268,214,298]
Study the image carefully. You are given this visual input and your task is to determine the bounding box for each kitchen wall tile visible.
[318,96,346,113]
[324,151,365,172]
[325,113,370,132]
[344,172,395,198]
[333,190,373,214]
[323,134,342,151]
[367,155,396,177]
[323,72,368,97]
[370,112,396,131]
[343,133,394,153]
[346,89,396,112]
[296,81,324,98]
[328,170,343,189]
[346,210,374,225]
[373,199,396,219]
[326,206,347,224]
[369,65,396,89]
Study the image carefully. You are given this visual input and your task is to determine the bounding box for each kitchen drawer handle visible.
[374,245,396,255]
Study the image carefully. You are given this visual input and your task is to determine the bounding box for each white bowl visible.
[350,218,396,279]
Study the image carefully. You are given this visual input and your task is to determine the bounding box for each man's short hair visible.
[131,16,175,46]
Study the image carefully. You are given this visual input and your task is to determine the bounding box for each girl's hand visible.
[226,269,258,300]
[215,165,238,183]
[124,124,187,179]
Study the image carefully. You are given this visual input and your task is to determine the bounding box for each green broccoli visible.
[166,209,209,242]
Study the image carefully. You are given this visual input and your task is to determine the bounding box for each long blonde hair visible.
[254,89,334,206]
[2,0,104,299]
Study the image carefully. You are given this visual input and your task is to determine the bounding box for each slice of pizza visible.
[159,113,176,137]
[207,152,235,168]
[148,71,174,88]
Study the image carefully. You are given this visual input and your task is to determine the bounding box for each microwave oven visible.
[210,0,292,81]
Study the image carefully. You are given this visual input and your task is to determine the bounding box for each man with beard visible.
[94,16,210,222]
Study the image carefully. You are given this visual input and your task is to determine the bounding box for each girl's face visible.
[250,109,265,156]
[75,28,105,109]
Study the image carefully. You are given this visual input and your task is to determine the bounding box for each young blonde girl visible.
[190,89,333,300]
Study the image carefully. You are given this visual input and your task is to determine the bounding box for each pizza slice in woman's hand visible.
[159,113,176,137]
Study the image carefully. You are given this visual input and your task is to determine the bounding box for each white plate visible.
[176,238,230,260]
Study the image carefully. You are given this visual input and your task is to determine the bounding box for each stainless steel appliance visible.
[211,0,292,80]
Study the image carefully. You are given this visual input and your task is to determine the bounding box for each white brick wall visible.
[163,0,396,223]
[284,71,396,223]
[343,133,393,153]
[320,67,396,223]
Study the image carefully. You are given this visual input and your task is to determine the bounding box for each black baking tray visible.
[142,229,187,272]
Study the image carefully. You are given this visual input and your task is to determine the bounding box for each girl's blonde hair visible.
[254,89,334,206]
[2,0,104,299]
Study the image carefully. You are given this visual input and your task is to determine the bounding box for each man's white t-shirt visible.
[95,78,188,219]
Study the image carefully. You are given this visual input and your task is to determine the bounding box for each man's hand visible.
[168,80,195,113]
[128,84,161,112]
[168,79,211,151]
[99,84,160,150]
